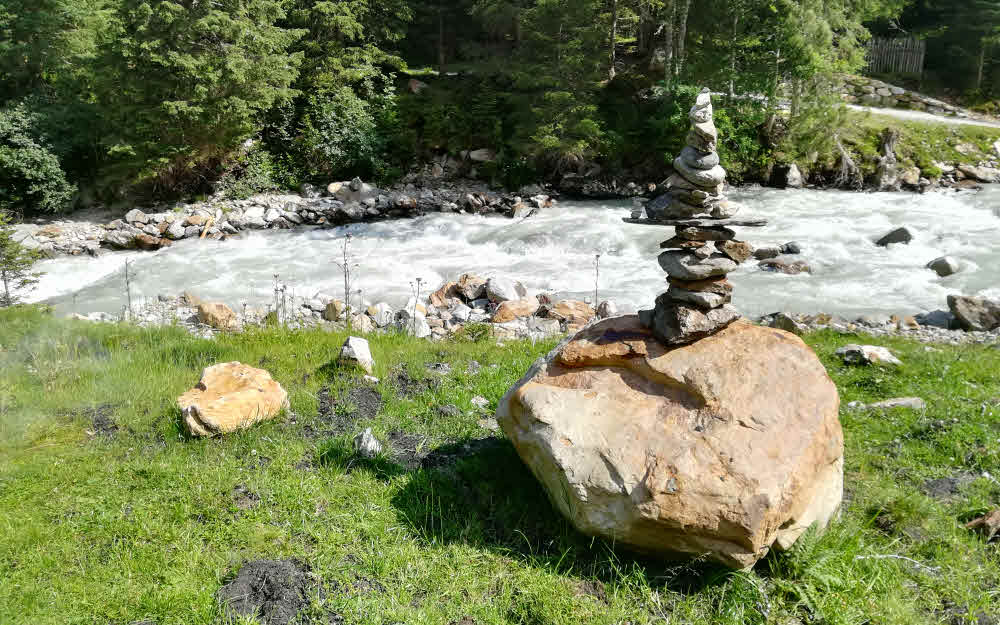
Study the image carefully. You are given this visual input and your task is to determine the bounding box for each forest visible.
[1,0,998,214]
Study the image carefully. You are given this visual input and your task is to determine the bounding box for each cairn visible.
[624,88,767,346]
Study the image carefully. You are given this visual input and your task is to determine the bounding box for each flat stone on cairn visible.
[625,88,767,346]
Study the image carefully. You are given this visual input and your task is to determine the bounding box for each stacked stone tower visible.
[625,88,767,346]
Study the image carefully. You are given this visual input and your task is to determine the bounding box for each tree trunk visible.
[674,0,691,77]
[978,39,986,92]
[438,3,445,74]
[728,12,739,101]
[663,0,675,85]
[609,0,618,80]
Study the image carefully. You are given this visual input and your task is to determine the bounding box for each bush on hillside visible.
[0,106,74,214]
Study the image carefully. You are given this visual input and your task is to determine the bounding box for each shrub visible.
[0,210,43,306]
[215,147,290,201]
[300,87,383,181]
[0,106,74,214]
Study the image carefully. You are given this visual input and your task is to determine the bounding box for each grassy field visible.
[1,306,999,625]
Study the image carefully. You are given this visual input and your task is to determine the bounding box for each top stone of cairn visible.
[625,89,767,346]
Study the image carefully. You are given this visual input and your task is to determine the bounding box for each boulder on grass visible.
[498,317,844,569]
[178,362,289,437]
[339,336,375,374]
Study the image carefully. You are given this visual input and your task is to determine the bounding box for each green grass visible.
[842,110,1000,179]
[2,306,1000,624]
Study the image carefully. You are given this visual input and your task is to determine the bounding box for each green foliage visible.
[0,211,43,307]
[214,147,291,201]
[0,106,75,214]
[99,0,304,193]
[300,87,384,181]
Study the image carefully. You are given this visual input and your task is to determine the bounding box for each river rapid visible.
[28,186,1000,320]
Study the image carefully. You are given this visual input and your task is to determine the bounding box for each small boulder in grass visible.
[178,362,288,437]
[339,336,375,374]
[835,344,903,367]
[848,397,926,411]
[354,428,383,459]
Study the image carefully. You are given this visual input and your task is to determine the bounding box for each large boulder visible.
[948,295,1000,331]
[178,363,289,437]
[498,317,843,568]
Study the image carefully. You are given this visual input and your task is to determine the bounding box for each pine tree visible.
[0,211,42,307]
[99,0,305,192]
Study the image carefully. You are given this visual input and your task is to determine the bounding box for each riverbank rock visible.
[178,363,289,437]
[498,317,844,569]
[197,302,239,332]
[948,295,1000,331]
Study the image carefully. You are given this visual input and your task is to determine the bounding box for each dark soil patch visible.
[922,475,976,501]
[575,580,609,604]
[421,437,506,470]
[306,384,382,438]
[391,367,440,398]
[350,575,387,595]
[425,362,452,375]
[217,559,312,625]
[941,601,998,625]
[76,404,118,438]
[449,618,477,625]
[387,431,432,470]
[232,484,261,510]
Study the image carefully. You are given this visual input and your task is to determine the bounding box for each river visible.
[28,186,1000,320]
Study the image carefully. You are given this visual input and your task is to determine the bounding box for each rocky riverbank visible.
[64,267,1000,347]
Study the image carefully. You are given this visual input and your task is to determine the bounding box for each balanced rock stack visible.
[625,88,767,346]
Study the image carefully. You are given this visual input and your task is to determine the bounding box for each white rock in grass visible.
[354,428,382,459]
[339,336,375,374]
[471,395,489,409]
[835,344,902,367]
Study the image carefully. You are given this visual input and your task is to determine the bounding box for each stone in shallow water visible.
[717,240,755,264]
[497,317,844,569]
[658,251,738,281]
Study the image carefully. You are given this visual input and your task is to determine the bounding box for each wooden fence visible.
[866,36,926,75]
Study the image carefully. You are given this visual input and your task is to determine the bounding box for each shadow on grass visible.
[381,435,732,593]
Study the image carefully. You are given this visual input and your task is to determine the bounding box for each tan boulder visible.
[323,300,346,321]
[498,316,843,569]
[430,282,460,308]
[548,300,595,326]
[457,273,487,302]
[178,362,288,437]
[492,297,540,323]
[197,302,239,331]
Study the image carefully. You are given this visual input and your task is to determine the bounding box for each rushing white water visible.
[30,187,1000,320]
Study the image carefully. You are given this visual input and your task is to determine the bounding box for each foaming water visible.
[31,187,1000,319]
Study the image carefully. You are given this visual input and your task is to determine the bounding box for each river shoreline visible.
[12,167,999,261]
